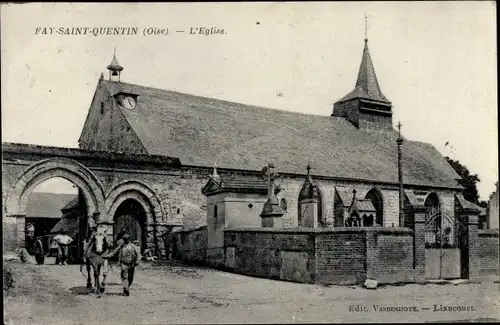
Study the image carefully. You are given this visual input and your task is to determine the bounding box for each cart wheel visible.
[35,254,45,265]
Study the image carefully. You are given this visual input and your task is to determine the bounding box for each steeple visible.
[332,17,393,131]
[352,40,390,103]
[107,48,123,82]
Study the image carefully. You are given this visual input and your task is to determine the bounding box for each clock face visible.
[122,96,136,109]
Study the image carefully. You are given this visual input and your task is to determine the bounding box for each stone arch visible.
[4,158,105,218]
[104,180,164,224]
[297,182,324,227]
[365,187,384,226]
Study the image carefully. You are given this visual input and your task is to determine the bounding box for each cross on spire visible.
[364,13,369,42]
[397,121,402,139]
[212,161,219,178]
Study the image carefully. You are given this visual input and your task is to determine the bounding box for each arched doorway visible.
[424,193,441,246]
[113,199,147,252]
[365,188,384,226]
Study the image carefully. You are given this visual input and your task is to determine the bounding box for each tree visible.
[445,157,481,204]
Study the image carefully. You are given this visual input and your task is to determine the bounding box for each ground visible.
[3,258,500,325]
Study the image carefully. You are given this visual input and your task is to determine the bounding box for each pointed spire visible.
[212,161,220,180]
[335,16,391,105]
[354,39,388,103]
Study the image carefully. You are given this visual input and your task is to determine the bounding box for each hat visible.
[122,234,130,239]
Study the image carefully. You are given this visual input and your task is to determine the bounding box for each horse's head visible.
[92,232,108,254]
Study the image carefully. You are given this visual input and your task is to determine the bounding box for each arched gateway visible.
[3,158,106,254]
[5,158,106,217]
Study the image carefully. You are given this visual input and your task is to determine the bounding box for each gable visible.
[79,79,147,154]
[98,80,462,189]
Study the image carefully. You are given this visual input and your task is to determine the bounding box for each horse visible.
[81,232,110,296]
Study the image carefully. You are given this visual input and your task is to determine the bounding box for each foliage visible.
[445,157,481,204]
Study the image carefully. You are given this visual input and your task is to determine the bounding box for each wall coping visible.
[478,229,499,237]
[2,142,181,166]
[224,227,414,235]
[174,225,207,234]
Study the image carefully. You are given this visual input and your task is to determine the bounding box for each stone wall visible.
[476,229,499,277]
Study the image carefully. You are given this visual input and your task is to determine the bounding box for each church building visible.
[78,37,463,239]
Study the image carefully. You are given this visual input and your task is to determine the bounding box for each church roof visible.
[336,40,390,104]
[100,80,461,189]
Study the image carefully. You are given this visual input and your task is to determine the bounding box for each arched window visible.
[365,188,384,226]
[214,205,218,221]
[298,184,323,227]
[280,198,287,212]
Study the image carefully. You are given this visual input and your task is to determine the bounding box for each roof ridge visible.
[101,80,345,122]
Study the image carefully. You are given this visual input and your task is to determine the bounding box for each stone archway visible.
[4,158,105,218]
[3,158,105,250]
[104,180,164,224]
[104,181,165,255]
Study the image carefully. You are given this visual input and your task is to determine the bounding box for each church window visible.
[100,102,104,114]
[280,198,287,212]
[214,205,218,221]
[365,188,384,226]
[176,208,180,214]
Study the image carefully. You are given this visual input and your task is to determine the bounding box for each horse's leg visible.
[86,261,92,288]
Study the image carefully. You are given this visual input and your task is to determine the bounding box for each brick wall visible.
[315,230,366,285]
[224,229,316,283]
[366,229,416,283]
[476,229,499,277]
[222,227,419,286]
[173,226,207,264]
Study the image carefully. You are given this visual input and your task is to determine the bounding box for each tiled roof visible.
[335,186,354,206]
[50,218,79,238]
[202,176,268,195]
[102,80,461,189]
[61,196,79,211]
[352,198,376,212]
[25,192,76,219]
[455,193,481,212]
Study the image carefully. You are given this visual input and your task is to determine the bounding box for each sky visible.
[1,2,497,200]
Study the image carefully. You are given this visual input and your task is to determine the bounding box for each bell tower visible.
[107,48,123,82]
[332,15,393,130]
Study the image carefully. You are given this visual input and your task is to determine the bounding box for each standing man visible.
[118,234,140,296]
[53,230,73,265]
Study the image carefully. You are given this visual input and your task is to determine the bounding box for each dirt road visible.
[4,258,500,324]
